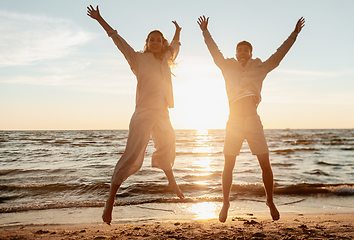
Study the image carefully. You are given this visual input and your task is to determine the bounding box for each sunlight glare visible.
[192,129,214,155]
[170,64,229,130]
[188,202,219,220]
[192,147,213,154]
[192,129,214,172]
[196,128,208,136]
[193,157,213,170]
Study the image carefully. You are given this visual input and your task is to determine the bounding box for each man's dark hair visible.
[236,41,253,53]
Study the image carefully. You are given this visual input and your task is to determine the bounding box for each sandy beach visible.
[1,212,353,239]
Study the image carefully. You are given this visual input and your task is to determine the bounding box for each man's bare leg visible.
[219,154,236,222]
[163,169,185,199]
[257,153,280,221]
[102,183,120,225]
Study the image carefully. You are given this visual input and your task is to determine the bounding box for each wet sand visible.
[1,213,353,239]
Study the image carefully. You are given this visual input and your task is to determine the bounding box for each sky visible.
[1,0,353,130]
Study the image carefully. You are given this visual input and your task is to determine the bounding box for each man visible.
[197,15,305,222]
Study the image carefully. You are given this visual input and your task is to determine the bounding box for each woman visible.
[87,5,184,225]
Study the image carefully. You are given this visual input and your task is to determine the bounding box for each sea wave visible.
[275,183,354,196]
[1,129,353,216]
[1,182,353,213]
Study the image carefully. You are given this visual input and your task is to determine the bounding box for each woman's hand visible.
[172,21,182,32]
[294,17,305,34]
[197,15,209,31]
[87,5,101,20]
[172,21,181,42]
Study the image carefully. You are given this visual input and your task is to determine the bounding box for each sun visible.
[169,59,229,130]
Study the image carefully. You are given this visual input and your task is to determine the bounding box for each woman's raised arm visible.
[87,5,137,72]
[172,21,182,42]
[87,5,114,33]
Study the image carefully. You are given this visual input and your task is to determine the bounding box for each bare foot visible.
[102,202,113,225]
[219,202,230,223]
[168,183,185,199]
[266,200,280,221]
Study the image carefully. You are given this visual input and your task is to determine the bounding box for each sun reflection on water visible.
[191,129,215,178]
[187,129,219,219]
[193,129,213,154]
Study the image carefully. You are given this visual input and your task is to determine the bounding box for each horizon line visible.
[1,128,353,131]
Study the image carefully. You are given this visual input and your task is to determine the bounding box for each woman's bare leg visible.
[219,154,236,222]
[163,169,185,199]
[257,153,280,221]
[102,183,120,225]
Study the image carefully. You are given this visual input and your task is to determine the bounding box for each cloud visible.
[0,10,93,66]
[0,55,137,94]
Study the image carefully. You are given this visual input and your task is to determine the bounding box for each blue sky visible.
[1,0,353,130]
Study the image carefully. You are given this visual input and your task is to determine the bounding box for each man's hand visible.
[197,15,209,32]
[87,5,101,20]
[294,17,305,34]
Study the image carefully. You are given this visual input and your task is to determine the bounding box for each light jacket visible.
[108,30,180,109]
[202,29,298,106]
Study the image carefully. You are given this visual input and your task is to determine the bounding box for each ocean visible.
[1,129,354,226]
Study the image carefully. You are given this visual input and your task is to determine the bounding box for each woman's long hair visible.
[143,30,177,68]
